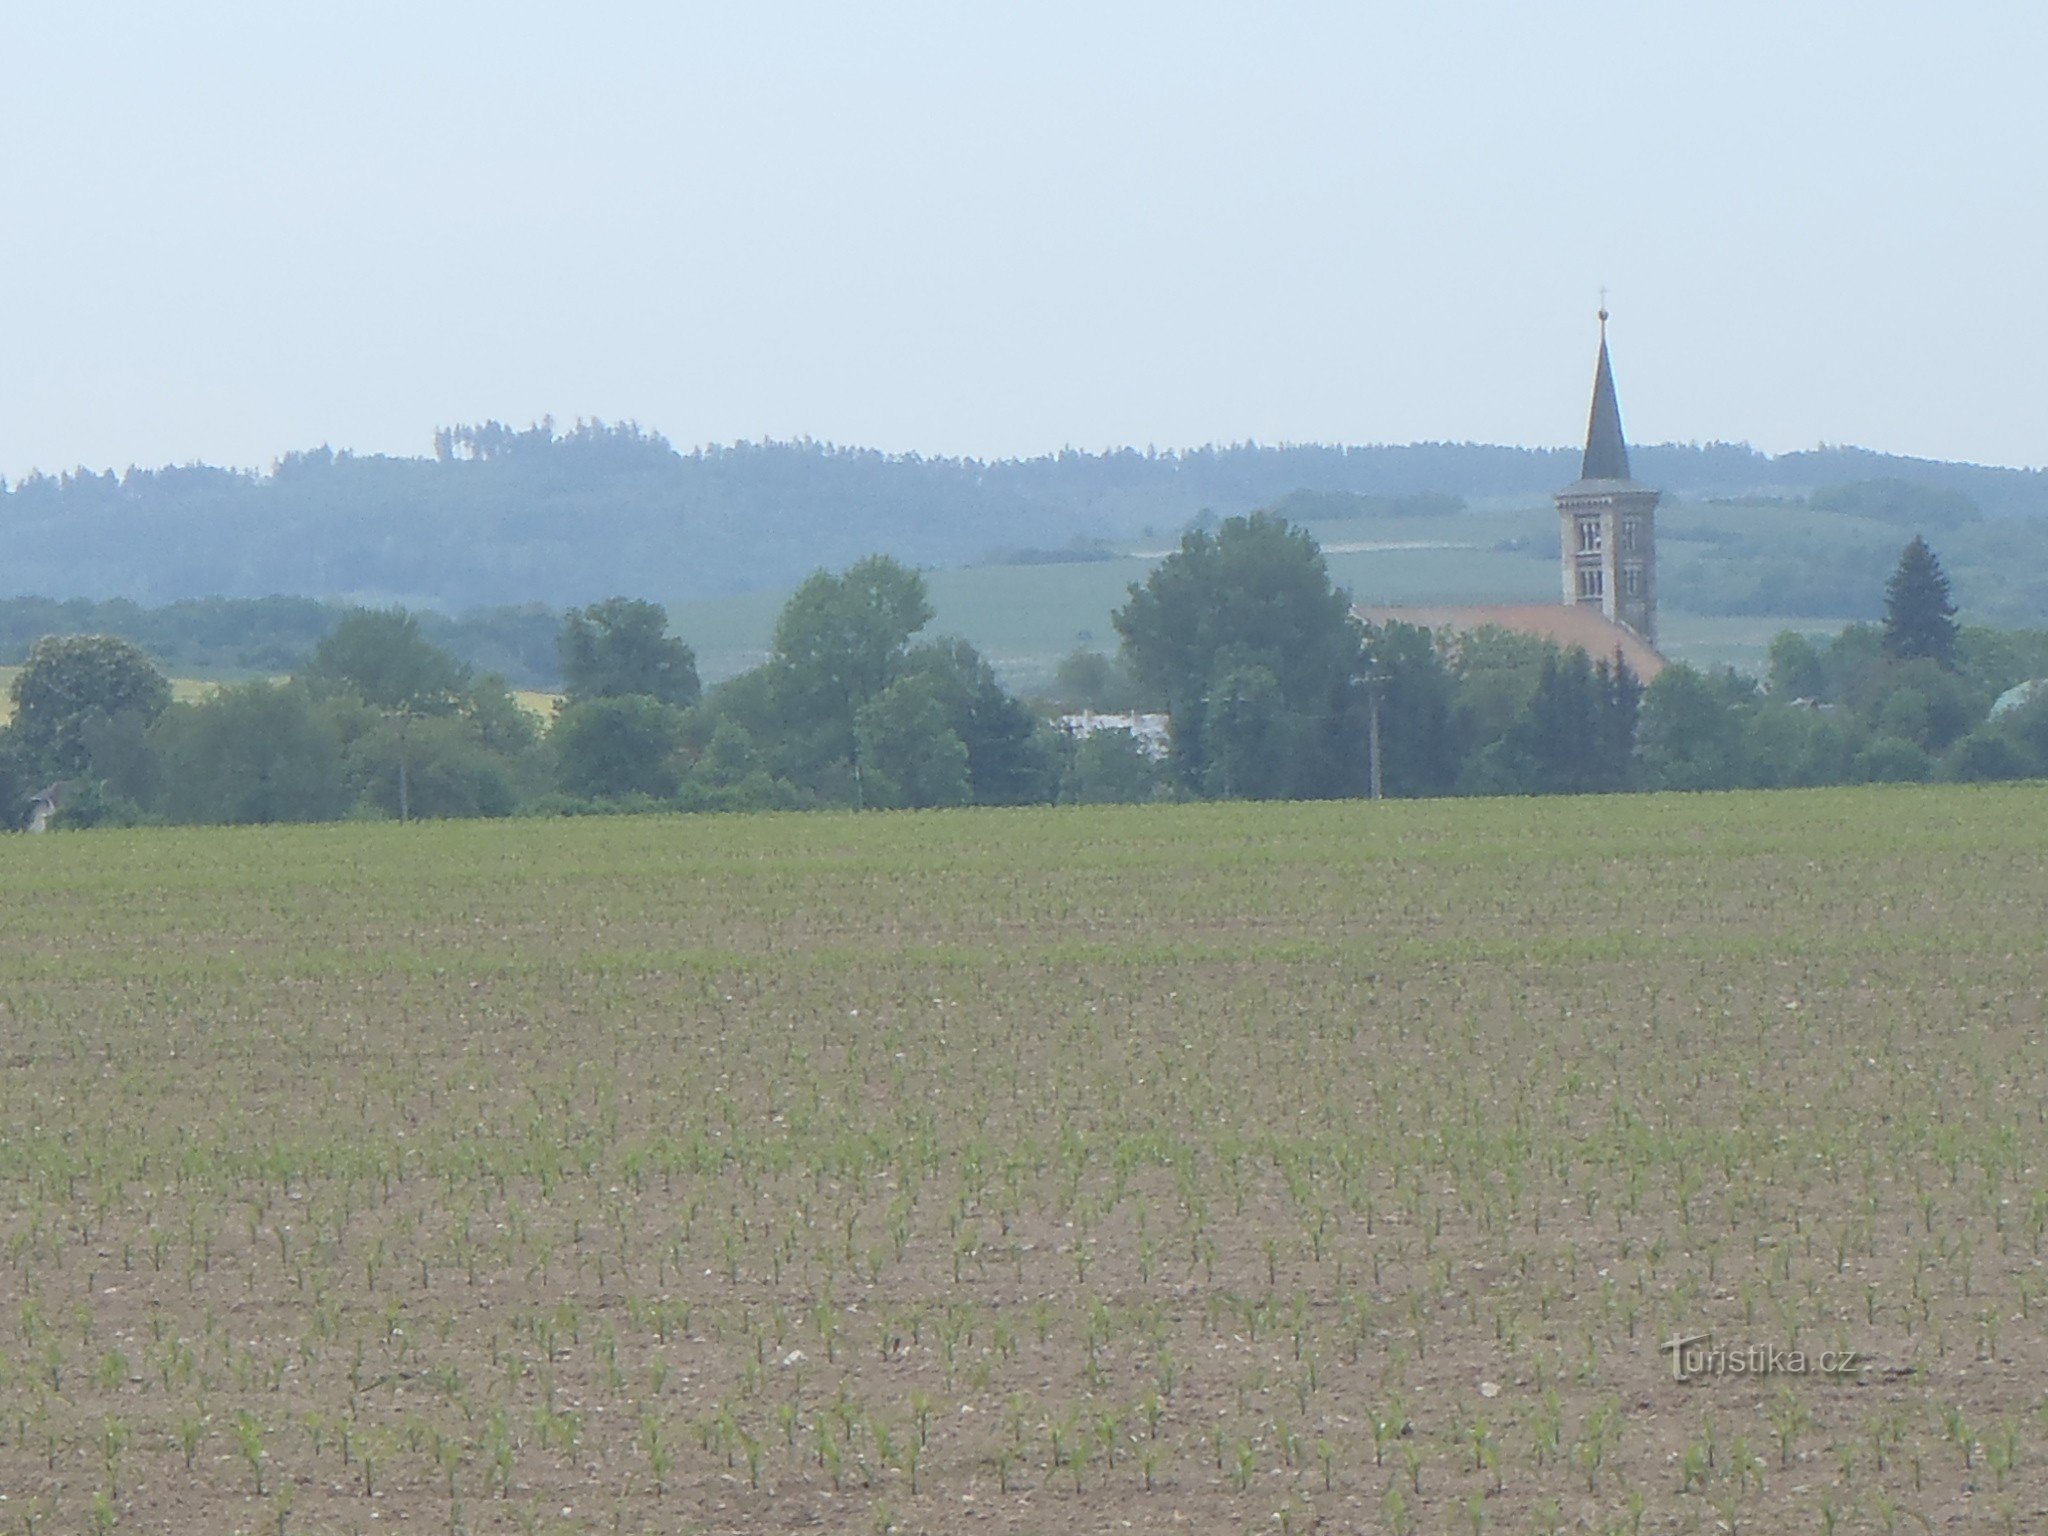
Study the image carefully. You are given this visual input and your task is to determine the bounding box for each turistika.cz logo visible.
[1660,1333,1865,1383]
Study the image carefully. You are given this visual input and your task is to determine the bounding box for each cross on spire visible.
[1581,309,1631,482]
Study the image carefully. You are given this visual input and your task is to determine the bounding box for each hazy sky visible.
[4,2,2043,479]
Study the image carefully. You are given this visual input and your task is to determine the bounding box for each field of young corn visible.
[1,788,2044,1534]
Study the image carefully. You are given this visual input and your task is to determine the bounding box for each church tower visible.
[1555,310,1659,645]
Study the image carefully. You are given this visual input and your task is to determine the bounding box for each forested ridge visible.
[7,421,2045,611]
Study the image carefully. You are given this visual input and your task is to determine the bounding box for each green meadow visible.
[664,498,1905,692]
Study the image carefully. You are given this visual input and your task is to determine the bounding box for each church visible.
[1358,312,1667,681]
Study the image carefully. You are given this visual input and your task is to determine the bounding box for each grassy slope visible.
[670,503,1853,689]
[670,512,1564,690]
[0,788,2045,1531]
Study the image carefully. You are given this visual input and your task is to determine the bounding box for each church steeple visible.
[1555,306,1661,646]
[1580,309,1632,483]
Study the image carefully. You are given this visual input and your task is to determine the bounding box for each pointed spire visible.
[1581,307,1631,482]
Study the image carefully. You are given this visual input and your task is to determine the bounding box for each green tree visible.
[462,678,546,760]
[1447,626,1559,768]
[148,683,350,824]
[1048,648,1146,712]
[1499,649,1640,795]
[853,675,971,809]
[1766,631,1828,701]
[1741,704,1813,789]
[343,714,521,818]
[1872,686,1931,750]
[1861,657,1979,753]
[7,634,172,777]
[1594,658,1646,784]
[0,735,41,830]
[1881,536,1959,667]
[1943,728,2041,783]
[899,638,1056,804]
[1853,734,1932,783]
[1818,623,1890,705]
[771,556,935,786]
[1955,625,2048,697]
[2000,689,2048,767]
[1113,512,1366,798]
[677,721,801,813]
[551,696,688,800]
[302,610,519,819]
[1362,622,1458,797]
[1636,664,1750,791]
[77,709,161,819]
[1443,632,1639,796]
[691,720,764,789]
[302,608,467,713]
[1059,729,1162,804]
[558,598,700,706]
[1202,662,1289,799]
[1789,714,1862,786]
[691,665,785,750]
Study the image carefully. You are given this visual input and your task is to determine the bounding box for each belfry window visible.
[1577,567,1605,599]
[1578,518,1603,554]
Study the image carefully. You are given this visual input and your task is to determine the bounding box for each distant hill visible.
[5,420,2044,612]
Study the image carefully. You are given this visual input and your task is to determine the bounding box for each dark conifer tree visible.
[1881,536,1959,668]
[1594,657,1644,789]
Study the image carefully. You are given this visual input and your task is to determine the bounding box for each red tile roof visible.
[1355,603,1667,682]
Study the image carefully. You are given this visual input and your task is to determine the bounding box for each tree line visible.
[8,419,2048,614]
[0,595,563,689]
[1093,520,2048,800]
[0,572,1093,828]
[5,520,2046,830]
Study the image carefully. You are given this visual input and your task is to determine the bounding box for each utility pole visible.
[397,745,411,823]
[1367,680,1383,802]
[396,710,413,823]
